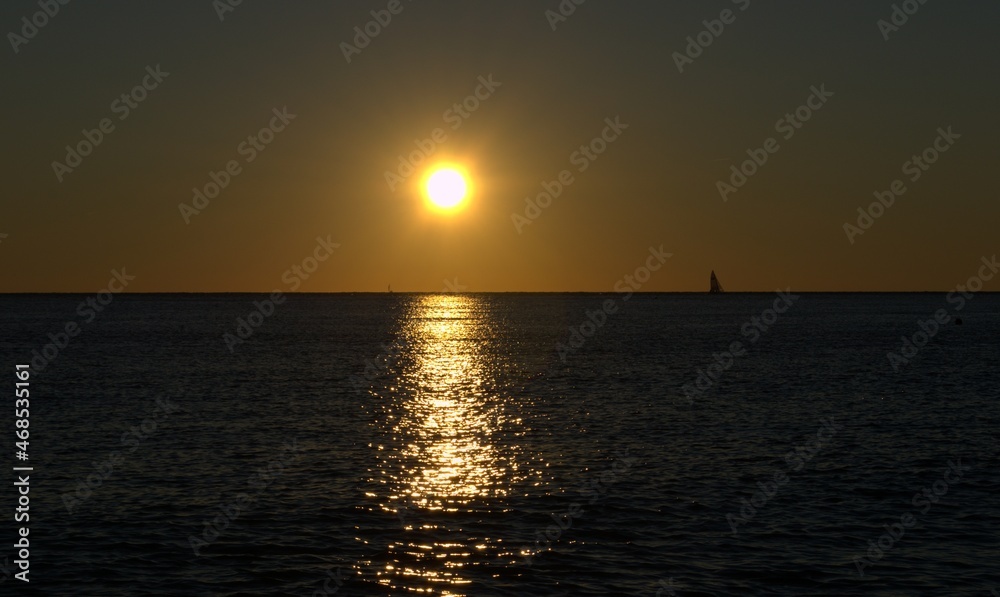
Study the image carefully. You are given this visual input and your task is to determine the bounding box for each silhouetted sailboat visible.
[709,271,724,293]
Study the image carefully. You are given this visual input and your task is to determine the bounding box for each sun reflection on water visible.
[361,295,531,595]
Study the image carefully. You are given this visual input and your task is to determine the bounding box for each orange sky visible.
[2,1,998,292]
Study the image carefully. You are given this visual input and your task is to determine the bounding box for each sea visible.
[1,293,997,596]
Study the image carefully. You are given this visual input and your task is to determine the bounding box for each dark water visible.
[1,293,998,596]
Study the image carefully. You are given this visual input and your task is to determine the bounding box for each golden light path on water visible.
[363,295,536,595]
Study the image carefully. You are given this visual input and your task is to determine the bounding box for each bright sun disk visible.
[425,168,468,210]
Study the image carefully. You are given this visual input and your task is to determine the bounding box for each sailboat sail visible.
[709,271,724,293]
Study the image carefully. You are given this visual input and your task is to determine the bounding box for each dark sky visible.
[2,0,998,291]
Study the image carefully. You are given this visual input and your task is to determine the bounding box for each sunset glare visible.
[425,167,469,211]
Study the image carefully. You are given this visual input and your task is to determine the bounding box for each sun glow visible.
[424,167,469,211]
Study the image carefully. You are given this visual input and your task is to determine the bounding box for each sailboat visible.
[709,271,724,294]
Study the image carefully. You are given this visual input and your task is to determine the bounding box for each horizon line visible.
[1,291,996,295]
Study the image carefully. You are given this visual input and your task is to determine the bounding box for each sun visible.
[424,167,469,211]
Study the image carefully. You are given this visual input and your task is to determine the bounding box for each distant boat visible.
[709,271,724,294]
